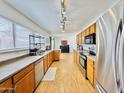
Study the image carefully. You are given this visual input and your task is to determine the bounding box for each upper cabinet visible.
[85,28,90,36]
[90,23,96,34]
[76,23,96,45]
[81,31,85,44]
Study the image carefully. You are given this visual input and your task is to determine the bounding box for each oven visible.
[79,54,87,79]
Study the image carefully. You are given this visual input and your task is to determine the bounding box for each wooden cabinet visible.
[73,50,80,64]
[43,50,60,73]
[13,64,34,84]
[13,64,35,93]
[76,35,79,45]
[54,50,60,61]
[90,23,96,34]
[76,23,96,45]
[43,55,48,73]
[81,31,85,44]
[85,28,90,36]
[87,58,96,87]
[79,33,82,45]
[0,78,12,93]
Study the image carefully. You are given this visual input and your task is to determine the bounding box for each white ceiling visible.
[4,0,118,36]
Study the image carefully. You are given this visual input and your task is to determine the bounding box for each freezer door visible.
[96,15,117,93]
[96,1,123,93]
[119,24,124,93]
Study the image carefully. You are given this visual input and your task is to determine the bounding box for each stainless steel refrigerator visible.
[96,0,124,93]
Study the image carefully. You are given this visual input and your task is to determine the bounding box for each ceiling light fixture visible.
[60,0,67,33]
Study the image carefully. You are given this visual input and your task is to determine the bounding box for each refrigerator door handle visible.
[114,19,123,91]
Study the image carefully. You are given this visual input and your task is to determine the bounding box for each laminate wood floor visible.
[34,53,95,93]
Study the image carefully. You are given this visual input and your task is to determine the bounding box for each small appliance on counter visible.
[85,33,96,44]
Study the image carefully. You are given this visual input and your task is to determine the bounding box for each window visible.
[0,17,14,50]
[15,25,31,48]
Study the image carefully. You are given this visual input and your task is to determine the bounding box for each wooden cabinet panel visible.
[0,78,12,93]
[47,54,50,68]
[76,23,96,45]
[79,33,82,45]
[54,50,60,61]
[14,70,35,93]
[43,56,48,73]
[87,58,95,86]
[81,31,85,44]
[87,63,94,85]
[90,23,96,34]
[85,28,90,36]
[13,64,34,84]
[76,35,79,45]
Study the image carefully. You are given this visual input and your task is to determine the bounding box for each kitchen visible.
[0,0,124,93]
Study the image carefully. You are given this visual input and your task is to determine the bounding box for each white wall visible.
[54,35,76,52]
[0,0,50,37]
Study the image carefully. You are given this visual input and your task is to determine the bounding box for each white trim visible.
[0,48,29,54]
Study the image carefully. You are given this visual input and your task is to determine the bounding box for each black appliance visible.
[85,33,96,44]
[60,45,70,53]
[79,52,87,79]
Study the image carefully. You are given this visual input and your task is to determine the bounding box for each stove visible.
[79,52,88,79]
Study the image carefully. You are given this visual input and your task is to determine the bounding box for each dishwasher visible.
[35,58,44,87]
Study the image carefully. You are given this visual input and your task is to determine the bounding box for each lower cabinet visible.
[13,64,35,93]
[0,50,60,93]
[53,50,60,61]
[73,50,80,64]
[43,55,48,74]
[0,78,12,93]
[87,58,96,87]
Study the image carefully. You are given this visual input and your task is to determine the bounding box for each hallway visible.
[34,53,95,93]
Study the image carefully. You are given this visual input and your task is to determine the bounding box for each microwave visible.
[85,33,96,44]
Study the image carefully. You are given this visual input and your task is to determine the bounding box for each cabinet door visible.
[0,78,12,93]
[52,51,54,62]
[54,50,60,61]
[79,33,82,44]
[76,35,79,45]
[47,54,50,67]
[43,56,48,73]
[87,59,94,85]
[14,70,35,93]
[94,62,96,88]
[81,31,85,44]
[49,52,52,65]
[76,51,80,64]
[85,28,90,36]
[90,23,96,34]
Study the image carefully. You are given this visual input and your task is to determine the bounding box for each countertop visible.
[74,49,96,62]
[0,50,53,83]
[87,55,96,62]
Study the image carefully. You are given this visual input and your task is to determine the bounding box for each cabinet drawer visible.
[13,64,34,84]
[14,70,35,93]
[0,78,12,93]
